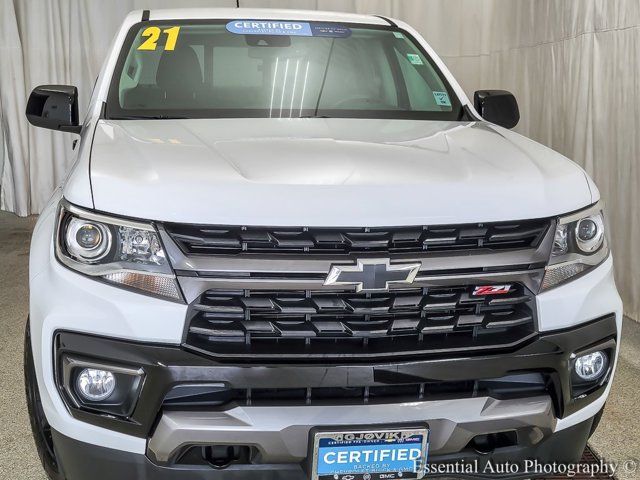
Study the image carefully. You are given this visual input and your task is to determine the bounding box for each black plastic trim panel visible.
[163,373,550,408]
[373,15,397,27]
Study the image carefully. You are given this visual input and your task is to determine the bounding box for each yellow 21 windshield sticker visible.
[138,26,180,51]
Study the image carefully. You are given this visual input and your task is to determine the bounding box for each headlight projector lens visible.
[574,351,607,381]
[65,217,111,261]
[76,368,116,401]
[577,219,597,241]
[76,224,103,249]
[575,215,604,253]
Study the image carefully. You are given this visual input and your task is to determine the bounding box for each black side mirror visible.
[26,85,81,134]
[473,90,519,129]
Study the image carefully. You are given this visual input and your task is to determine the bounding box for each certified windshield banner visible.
[226,20,351,38]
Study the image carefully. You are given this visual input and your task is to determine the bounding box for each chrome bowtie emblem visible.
[324,258,421,292]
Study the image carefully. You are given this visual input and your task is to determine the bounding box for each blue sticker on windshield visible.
[226,20,351,38]
[433,91,451,106]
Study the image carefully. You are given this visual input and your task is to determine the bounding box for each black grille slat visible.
[488,295,530,306]
[185,285,536,361]
[243,321,277,334]
[423,300,458,312]
[420,319,456,333]
[456,314,485,327]
[313,297,349,312]
[313,320,349,335]
[165,220,550,255]
[273,298,317,314]
[190,325,245,338]
[390,317,421,332]
[344,320,390,337]
[273,322,316,337]
[484,312,533,329]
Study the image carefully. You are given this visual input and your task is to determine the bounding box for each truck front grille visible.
[183,284,537,361]
[165,220,550,255]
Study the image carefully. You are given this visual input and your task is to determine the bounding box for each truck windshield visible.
[107,20,463,120]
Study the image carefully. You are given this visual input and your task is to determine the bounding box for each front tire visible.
[24,319,66,480]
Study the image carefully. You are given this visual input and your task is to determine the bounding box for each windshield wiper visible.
[109,115,189,120]
[313,38,336,117]
[298,115,332,119]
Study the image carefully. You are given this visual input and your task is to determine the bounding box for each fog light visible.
[76,368,116,401]
[574,351,607,381]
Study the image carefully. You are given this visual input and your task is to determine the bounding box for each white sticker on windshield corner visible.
[407,53,424,65]
[393,31,404,39]
[433,91,451,106]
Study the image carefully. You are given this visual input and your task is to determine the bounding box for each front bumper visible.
[52,315,616,470]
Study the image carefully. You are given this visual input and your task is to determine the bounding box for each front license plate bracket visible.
[307,424,430,480]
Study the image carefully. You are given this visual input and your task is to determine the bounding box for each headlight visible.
[542,201,609,291]
[56,201,182,301]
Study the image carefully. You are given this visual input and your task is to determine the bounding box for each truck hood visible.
[87,118,593,226]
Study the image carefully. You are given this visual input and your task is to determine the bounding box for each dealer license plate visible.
[310,426,429,480]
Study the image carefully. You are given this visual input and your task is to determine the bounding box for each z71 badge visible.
[472,285,512,295]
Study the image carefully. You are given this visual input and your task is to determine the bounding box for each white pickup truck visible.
[24,8,622,480]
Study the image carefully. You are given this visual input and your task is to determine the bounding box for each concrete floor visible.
[1,210,639,479]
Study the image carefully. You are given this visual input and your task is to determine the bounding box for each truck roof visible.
[136,8,390,26]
